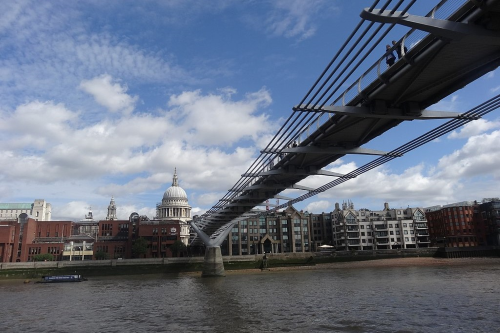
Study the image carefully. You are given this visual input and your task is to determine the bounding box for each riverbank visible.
[224,256,500,275]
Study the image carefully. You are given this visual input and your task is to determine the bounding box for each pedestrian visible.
[385,44,395,67]
[392,40,407,59]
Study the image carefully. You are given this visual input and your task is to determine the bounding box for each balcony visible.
[374,225,388,231]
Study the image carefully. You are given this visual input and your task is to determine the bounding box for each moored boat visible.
[36,275,87,283]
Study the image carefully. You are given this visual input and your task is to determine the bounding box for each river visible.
[1,259,499,333]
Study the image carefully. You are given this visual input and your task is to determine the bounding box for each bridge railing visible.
[295,0,468,146]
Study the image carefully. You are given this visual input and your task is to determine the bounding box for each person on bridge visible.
[385,44,395,67]
[392,40,408,59]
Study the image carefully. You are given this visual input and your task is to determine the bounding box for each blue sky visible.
[1,0,500,221]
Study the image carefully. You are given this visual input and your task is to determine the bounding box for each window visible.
[405,237,409,241]
[404,230,408,235]
[389,224,393,228]
[403,223,407,227]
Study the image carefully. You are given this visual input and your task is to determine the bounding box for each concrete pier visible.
[202,246,225,277]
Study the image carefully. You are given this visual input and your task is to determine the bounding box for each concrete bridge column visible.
[202,246,225,277]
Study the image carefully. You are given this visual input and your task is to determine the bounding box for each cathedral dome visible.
[163,185,187,200]
[162,168,188,202]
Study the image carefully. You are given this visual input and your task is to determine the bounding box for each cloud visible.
[429,94,461,112]
[437,130,500,180]
[243,0,335,41]
[80,75,138,114]
[448,118,500,139]
[52,200,156,221]
[167,88,274,146]
[0,85,278,215]
[304,200,331,213]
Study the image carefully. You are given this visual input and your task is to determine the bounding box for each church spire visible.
[106,196,117,220]
[172,168,178,187]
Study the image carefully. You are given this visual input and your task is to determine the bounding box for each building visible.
[332,202,430,250]
[93,213,181,259]
[0,199,51,221]
[223,206,311,255]
[156,169,191,246]
[0,213,72,262]
[310,211,334,251]
[476,199,500,246]
[425,201,483,247]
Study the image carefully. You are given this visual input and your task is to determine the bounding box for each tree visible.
[169,240,187,257]
[94,250,109,260]
[33,253,54,261]
[132,237,148,258]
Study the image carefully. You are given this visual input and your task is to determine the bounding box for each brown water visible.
[1,262,499,332]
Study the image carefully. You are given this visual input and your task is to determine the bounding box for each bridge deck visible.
[192,0,500,243]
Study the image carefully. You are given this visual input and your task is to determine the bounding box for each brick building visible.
[0,213,72,262]
[425,201,485,247]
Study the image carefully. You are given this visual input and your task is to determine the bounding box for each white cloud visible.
[80,75,138,114]
[53,200,155,221]
[437,130,500,179]
[0,85,278,215]
[448,118,500,139]
[168,88,274,146]
[249,0,336,41]
[429,94,461,112]
[304,200,330,213]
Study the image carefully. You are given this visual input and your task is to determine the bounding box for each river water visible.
[1,260,499,333]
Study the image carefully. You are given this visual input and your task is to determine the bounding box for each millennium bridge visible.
[189,0,500,276]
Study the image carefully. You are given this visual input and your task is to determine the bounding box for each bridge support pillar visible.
[202,246,225,277]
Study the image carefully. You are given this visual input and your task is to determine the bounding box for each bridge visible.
[189,0,500,276]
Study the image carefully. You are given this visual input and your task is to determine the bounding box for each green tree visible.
[169,240,187,257]
[33,253,54,261]
[132,237,148,258]
[94,250,109,260]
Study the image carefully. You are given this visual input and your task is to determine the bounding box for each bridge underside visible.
[192,0,500,246]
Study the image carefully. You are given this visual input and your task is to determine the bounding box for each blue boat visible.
[37,275,87,283]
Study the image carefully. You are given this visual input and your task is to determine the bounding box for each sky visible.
[1,0,500,221]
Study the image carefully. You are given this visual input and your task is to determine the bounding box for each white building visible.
[156,169,191,245]
[0,199,51,221]
[332,201,430,250]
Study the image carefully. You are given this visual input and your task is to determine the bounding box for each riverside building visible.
[425,199,500,247]
[223,206,311,255]
[332,201,430,250]
[0,199,51,221]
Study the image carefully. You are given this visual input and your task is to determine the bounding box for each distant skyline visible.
[1,0,500,221]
